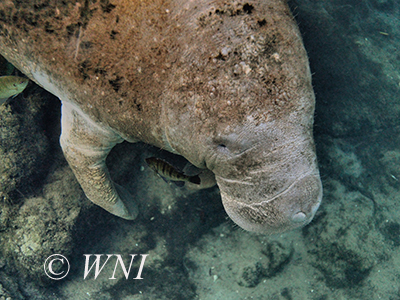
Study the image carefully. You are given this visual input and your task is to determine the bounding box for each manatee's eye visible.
[214,136,251,156]
[216,143,230,155]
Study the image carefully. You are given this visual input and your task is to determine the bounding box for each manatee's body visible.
[0,0,322,234]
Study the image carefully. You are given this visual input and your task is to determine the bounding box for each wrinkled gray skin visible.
[0,0,322,234]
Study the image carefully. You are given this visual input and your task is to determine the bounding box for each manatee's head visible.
[203,120,322,234]
[164,104,322,235]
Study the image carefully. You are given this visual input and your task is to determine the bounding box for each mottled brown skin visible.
[0,0,322,234]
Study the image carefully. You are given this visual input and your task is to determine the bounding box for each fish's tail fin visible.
[189,175,201,185]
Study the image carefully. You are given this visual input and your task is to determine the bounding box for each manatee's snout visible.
[219,174,322,234]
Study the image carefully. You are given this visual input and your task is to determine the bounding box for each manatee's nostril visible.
[292,211,307,223]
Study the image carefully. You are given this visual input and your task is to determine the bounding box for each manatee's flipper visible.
[184,165,216,190]
[60,102,138,220]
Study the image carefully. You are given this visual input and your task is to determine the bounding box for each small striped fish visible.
[0,76,29,105]
[145,157,201,185]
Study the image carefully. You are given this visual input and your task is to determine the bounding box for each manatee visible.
[0,0,322,234]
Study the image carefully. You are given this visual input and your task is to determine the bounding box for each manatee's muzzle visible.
[218,174,322,234]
